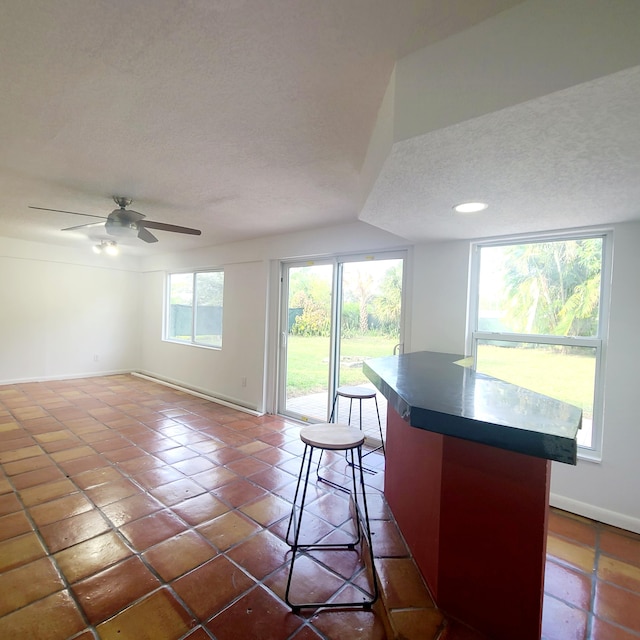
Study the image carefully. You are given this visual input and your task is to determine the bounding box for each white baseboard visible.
[0,369,131,386]
[550,493,640,535]
[0,369,263,419]
[131,371,263,417]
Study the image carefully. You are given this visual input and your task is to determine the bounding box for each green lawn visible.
[286,338,595,417]
[477,344,595,416]
[286,335,397,397]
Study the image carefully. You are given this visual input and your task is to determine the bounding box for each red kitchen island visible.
[364,351,581,640]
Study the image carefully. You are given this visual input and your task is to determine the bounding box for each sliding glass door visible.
[280,261,336,421]
[279,253,405,437]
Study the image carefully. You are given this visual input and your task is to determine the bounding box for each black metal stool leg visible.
[286,443,311,545]
[347,399,378,473]
[361,395,385,459]
[374,395,385,456]
[321,392,358,492]
[342,397,356,464]
[316,448,350,494]
[329,393,339,423]
[285,443,316,612]
[353,445,379,605]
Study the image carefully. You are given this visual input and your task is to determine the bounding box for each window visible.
[468,232,610,456]
[166,270,224,348]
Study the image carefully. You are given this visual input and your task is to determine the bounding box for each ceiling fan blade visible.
[138,220,201,235]
[137,226,158,243]
[29,206,107,220]
[62,222,106,231]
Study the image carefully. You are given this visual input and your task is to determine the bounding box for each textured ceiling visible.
[2,0,639,257]
[0,0,523,255]
[360,65,640,241]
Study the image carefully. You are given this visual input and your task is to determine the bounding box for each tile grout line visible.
[1,387,216,636]
[2,377,387,639]
[1,393,158,638]
[0,415,97,635]
[586,522,602,639]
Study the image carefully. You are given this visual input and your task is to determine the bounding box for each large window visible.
[166,270,224,348]
[468,232,610,456]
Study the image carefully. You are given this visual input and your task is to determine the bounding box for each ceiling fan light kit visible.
[29,196,202,246]
[92,240,119,256]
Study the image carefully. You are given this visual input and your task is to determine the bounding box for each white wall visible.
[137,221,409,412]
[0,238,141,382]
[138,260,269,412]
[409,240,470,354]
[550,222,640,533]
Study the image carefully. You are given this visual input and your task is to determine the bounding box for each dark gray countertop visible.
[364,351,581,465]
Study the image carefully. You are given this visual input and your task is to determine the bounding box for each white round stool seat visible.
[300,423,365,450]
[336,385,377,399]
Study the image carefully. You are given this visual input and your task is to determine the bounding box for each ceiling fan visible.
[29,196,202,244]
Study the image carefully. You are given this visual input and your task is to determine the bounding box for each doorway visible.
[278,253,405,444]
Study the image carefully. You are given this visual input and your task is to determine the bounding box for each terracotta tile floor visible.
[0,374,638,640]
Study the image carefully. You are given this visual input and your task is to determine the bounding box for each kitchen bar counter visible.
[364,351,582,640]
[363,350,581,464]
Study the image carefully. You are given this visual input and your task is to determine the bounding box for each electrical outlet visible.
[241,377,247,388]
[93,354,99,362]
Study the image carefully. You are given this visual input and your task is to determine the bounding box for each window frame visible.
[164,268,224,349]
[466,229,612,460]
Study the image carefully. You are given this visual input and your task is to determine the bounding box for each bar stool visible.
[285,423,378,612]
[329,385,385,458]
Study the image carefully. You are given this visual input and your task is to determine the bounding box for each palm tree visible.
[499,239,601,337]
[373,264,403,337]
[343,267,374,333]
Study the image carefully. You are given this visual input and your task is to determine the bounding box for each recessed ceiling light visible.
[453,202,488,213]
